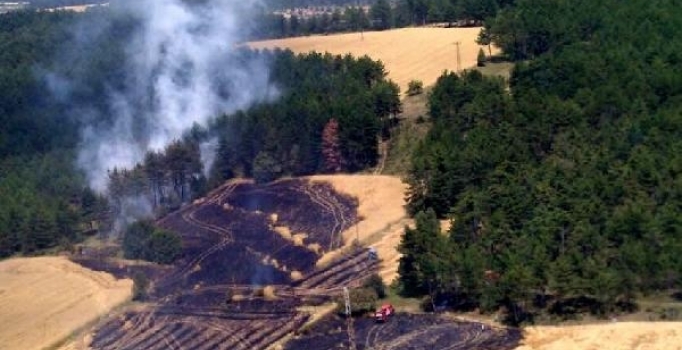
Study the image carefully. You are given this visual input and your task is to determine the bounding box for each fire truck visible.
[374,303,395,322]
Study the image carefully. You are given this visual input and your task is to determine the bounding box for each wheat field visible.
[0,257,132,350]
[248,27,495,94]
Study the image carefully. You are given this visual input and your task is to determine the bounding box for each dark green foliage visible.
[210,50,395,181]
[335,287,378,316]
[370,0,392,30]
[407,80,424,96]
[123,220,181,264]
[132,270,150,301]
[401,0,682,322]
[477,48,486,66]
[363,273,387,299]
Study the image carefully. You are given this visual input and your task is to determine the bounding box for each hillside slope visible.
[0,257,132,350]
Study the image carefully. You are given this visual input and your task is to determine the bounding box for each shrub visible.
[363,273,387,299]
[477,48,487,67]
[132,271,149,301]
[123,219,182,264]
[407,80,424,96]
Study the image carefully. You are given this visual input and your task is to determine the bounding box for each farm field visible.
[65,177,518,349]
[0,257,132,350]
[309,175,411,285]
[516,322,682,350]
[248,27,496,93]
[285,313,522,350]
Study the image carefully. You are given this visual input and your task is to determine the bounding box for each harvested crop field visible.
[285,313,522,350]
[67,177,519,350]
[309,175,411,285]
[0,257,132,350]
[248,27,496,93]
[75,178,380,350]
[516,322,682,350]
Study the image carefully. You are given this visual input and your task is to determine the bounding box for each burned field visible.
[75,179,520,350]
[79,179,370,350]
[286,313,522,350]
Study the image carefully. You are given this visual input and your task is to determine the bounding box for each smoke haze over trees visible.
[0,3,399,257]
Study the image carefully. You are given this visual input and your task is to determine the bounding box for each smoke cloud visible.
[50,0,276,193]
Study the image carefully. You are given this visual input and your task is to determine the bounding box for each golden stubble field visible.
[0,257,132,350]
[517,322,682,350]
[248,27,495,93]
[309,174,411,285]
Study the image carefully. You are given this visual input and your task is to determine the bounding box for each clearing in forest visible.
[0,257,132,350]
[248,27,496,93]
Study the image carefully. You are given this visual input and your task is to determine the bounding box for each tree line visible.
[251,0,512,39]
[400,0,682,324]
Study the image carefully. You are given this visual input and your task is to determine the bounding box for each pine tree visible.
[477,48,487,67]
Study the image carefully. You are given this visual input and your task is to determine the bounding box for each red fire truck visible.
[374,303,395,322]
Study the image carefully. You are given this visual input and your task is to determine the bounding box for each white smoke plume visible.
[58,0,276,193]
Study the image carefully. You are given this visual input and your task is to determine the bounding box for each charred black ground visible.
[73,179,520,350]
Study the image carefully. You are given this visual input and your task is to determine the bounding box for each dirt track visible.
[0,257,131,350]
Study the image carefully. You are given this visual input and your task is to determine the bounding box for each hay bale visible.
[307,243,321,254]
[290,270,303,281]
[255,285,277,300]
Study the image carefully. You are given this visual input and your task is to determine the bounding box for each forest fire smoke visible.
[48,0,275,193]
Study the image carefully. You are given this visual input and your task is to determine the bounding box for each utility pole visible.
[455,41,461,72]
[344,287,357,350]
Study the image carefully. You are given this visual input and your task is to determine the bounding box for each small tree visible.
[363,273,387,299]
[252,151,282,183]
[132,271,149,301]
[476,27,493,57]
[407,80,424,96]
[477,48,487,67]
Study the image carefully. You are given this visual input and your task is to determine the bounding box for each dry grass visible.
[308,175,411,285]
[248,27,497,94]
[517,322,682,350]
[0,256,132,350]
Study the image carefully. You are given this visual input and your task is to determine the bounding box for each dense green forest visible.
[399,0,682,324]
[0,9,399,258]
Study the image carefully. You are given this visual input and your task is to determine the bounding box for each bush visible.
[335,287,378,316]
[407,80,424,96]
[132,271,149,301]
[123,219,182,264]
[363,273,387,299]
[146,229,182,264]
